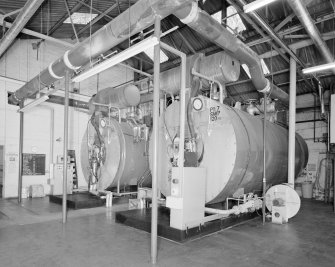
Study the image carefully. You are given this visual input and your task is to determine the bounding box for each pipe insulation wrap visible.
[174,3,289,104]
[89,84,141,113]
[9,0,194,104]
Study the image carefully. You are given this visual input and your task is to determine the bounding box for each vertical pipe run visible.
[288,51,297,188]
[262,94,267,225]
[177,52,186,171]
[151,16,161,265]
[18,102,24,203]
[62,71,70,224]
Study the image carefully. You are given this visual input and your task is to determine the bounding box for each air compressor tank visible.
[151,96,308,204]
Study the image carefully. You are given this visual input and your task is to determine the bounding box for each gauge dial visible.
[193,98,203,111]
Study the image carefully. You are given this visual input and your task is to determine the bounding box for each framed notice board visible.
[22,154,46,175]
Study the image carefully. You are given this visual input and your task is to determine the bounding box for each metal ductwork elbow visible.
[173,2,289,105]
[8,0,194,105]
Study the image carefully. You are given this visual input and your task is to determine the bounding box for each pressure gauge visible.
[100,119,106,128]
[193,97,203,111]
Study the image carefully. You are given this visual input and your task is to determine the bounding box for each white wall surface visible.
[0,39,134,198]
[295,110,327,185]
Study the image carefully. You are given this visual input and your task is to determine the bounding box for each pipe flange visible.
[63,50,81,70]
[258,79,271,94]
[180,2,198,24]
[48,62,64,79]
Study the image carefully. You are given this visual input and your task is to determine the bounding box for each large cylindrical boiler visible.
[81,118,149,191]
[151,97,308,204]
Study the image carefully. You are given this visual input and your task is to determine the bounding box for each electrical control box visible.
[52,164,74,195]
[166,167,206,230]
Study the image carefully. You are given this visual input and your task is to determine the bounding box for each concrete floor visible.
[0,198,334,267]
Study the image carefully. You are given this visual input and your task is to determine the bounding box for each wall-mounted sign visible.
[22,154,46,175]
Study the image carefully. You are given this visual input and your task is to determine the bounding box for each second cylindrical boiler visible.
[152,97,308,204]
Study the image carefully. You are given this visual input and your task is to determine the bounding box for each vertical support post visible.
[151,16,161,265]
[18,101,24,203]
[62,70,70,224]
[288,50,297,188]
[177,52,186,171]
[262,94,267,225]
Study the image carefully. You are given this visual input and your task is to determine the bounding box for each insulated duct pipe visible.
[174,2,289,105]
[0,0,45,58]
[288,0,335,74]
[9,0,193,104]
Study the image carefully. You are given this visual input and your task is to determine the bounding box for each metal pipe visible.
[18,102,24,203]
[151,16,161,265]
[0,19,74,48]
[62,71,70,224]
[173,3,289,105]
[0,0,45,58]
[9,0,193,104]
[236,0,322,91]
[288,0,335,74]
[288,51,297,188]
[237,0,304,67]
[205,207,235,215]
[63,0,79,43]
[318,82,325,116]
[191,69,225,104]
[160,41,187,186]
[262,93,267,225]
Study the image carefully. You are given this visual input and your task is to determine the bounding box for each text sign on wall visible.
[22,154,46,175]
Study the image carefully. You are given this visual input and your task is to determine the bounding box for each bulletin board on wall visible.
[22,154,46,175]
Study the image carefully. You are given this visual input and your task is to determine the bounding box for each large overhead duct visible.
[0,0,45,58]
[10,0,289,105]
[288,0,335,75]
[174,2,289,104]
[8,0,193,104]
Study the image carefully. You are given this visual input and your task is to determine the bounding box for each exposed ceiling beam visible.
[72,3,118,39]
[274,13,295,32]
[247,12,335,47]
[48,0,88,35]
[227,0,290,64]
[73,0,113,20]
[226,69,290,87]
[0,17,75,48]
[0,0,45,58]
[259,30,335,59]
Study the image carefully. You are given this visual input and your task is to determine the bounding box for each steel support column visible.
[288,50,297,187]
[18,102,24,203]
[62,71,70,223]
[151,16,161,265]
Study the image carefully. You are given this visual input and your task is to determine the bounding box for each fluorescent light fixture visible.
[18,95,49,112]
[64,12,98,25]
[73,36,159,83]
[302,62,335,74]
[243,0,279,13]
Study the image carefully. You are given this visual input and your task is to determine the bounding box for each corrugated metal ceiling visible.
[0,0,334,103]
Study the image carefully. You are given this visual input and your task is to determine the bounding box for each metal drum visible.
[151,97,308,204]
[81,119,149,191]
